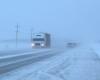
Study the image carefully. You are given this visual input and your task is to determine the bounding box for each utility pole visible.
[16,24,19,48]
[30,28,33,42]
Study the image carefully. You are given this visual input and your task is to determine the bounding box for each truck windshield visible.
[33,38,45,41]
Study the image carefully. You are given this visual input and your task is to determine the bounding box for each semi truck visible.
[31,33,51,48]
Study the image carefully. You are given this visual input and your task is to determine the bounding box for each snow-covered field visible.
[0,42,31,51]
[0,44,100,80]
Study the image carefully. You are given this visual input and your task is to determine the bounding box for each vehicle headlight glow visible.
[31,43,35,47]
[41,43,45,46]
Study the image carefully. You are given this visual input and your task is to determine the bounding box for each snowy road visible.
[0,49,45,56]
[0,49,61,74]
[25,46,100,80]
[0,45,100,80]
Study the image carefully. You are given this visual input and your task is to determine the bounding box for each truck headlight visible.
[41,43,45,47]
[32,43,35,47]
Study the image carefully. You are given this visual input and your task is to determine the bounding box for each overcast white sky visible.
[0,0,100,43]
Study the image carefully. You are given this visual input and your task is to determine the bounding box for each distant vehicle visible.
[31,33,51,48]
[66,42,77,48]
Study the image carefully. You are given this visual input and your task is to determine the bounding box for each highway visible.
[0,48,64,74]
[0,46,100,80]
